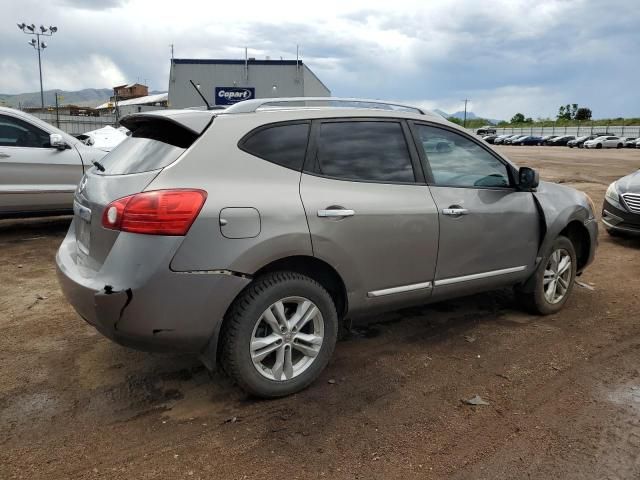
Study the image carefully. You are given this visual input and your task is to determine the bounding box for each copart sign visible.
[215,87,255,105]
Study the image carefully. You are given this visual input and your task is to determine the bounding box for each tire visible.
[606,228,624,238]
[515,236,577,315]
[596,143,602,149]
[617,143,623,149]
[537,142,542,146]
[220,271,338,398]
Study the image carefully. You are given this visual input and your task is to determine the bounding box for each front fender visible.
[519,181,595,292]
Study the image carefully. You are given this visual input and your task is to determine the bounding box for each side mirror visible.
[518,167,539,190]
[49,133,67,150]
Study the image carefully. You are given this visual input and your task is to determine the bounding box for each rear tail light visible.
[102,189,207,235]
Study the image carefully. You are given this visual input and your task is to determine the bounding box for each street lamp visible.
[17,22,58,110]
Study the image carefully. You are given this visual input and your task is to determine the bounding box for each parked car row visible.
[484,133,640,149]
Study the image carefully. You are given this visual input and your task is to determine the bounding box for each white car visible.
[77,125,128,152]
[0,106,107,217]
[583,135,624,149]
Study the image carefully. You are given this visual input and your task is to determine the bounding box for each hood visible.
[617,170,640,194]
[78,125,128,152]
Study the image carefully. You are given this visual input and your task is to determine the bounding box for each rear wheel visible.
[220,271,338,398]
[617,143,623,149]
[516,236,577,315]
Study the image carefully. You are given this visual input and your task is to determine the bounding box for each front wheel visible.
[220,271,338,398]
[596,143,602,149]
[515,236,577,315]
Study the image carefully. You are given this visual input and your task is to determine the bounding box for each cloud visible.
[57,0,129,10]
[44,54,127,91]
[0,0,638,119]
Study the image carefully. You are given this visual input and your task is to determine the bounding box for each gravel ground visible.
[1,146,639,479]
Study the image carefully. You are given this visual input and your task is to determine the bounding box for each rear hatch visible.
[72,111,214,271]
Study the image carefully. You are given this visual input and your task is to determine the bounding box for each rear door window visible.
[314,121,415,183]
[240,122,310,171]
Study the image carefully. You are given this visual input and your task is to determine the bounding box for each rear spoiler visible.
[120,109,216,136]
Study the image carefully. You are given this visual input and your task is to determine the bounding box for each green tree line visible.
[450,103,640,129]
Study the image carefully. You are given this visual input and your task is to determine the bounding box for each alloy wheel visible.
[250,297,324,381]
[543,248,572,304]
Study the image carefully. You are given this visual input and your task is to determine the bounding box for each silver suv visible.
[56,98,598,397]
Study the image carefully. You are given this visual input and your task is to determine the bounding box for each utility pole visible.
[462,99,469,128]
[17,23,58,111]
[55,91,59,127]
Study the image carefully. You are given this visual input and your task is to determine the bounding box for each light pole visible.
[17,22,58,111]
[462,98,469,128]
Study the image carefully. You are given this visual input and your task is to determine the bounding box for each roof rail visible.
[221,97,426,115]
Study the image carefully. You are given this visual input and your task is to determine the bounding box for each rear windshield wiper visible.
[92,160,105,172]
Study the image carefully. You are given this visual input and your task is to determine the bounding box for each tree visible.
[524,117,533,123]
[557,105,570,120]
[575,107,592,120]
[510,113,525,124]
[558,103,580,120]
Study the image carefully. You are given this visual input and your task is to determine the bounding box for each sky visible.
[1,0,638,120]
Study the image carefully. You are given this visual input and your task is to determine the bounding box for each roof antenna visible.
[189,79,211,109]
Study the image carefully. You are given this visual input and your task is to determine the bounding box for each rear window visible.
[240,123,310,171]
[98,118,199,175]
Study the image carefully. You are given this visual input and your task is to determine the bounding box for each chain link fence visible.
[31,112,118,136]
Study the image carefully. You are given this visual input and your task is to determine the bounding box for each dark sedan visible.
[512,135,544,146]
[482,134,499,144]
[602,171,640,236]
[547,135,575,146]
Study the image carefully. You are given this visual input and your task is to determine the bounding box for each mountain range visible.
[433,109,502,124]
[0,88,164,109]
[0,88,113,108]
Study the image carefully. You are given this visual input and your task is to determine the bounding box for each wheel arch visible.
[200,255,349,371]
[252,255,349,319]
[559,220,591,272]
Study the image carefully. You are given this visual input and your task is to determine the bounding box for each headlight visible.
[605,182,620,203]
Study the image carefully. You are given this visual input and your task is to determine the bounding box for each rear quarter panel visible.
[148,114,313,273]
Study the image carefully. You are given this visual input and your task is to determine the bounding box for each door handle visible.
[318,209,355,218]
[442,207,469,216]
[0,153,10,159]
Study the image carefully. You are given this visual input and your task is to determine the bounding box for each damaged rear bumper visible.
[55,228,250,354]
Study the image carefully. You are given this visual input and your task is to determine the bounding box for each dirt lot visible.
[1,146,640,479]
